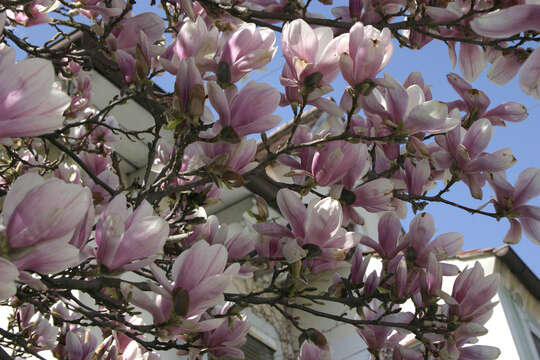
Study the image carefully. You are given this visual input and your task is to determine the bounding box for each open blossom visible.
[264,189,359,272]
[299,340,332,360]
[6,0,58,26]
[198,303,250,359]
[16,304,59,351]
[449,261,499,334]
[160,17,218,74]
[174,58,205,118]
[63,328,99,360]
[362,74,461,136]
[519,46,540,100]
[434,118,516,199]
[122,341,160,360]
[218,23,277,83]
[0,48,70,139]
[337,22,393,86]
[281,19,341,102]
[208,81,281,136]
[197,138,258,174]
[2,173,93,273]
[123,241,240,325]
[96,194,169,271]
[470,4,540,39]
[446,73,527,126]
[356,299,414,354]
[166,241,239,317]
[108,12,164,55]
[488,168,540,244]
[312,141,367,186]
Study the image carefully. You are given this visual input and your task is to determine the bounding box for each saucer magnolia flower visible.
[450,261,499,323]
[446,73,527,126]
[0,48,70,139]
[197,138,258,174]
[2,173,93,273]
[470,4,540,39]
[175,58,205,118]
[488,168,540,244]
[337,22,393,86]
[299,340,332,360]
[356,300,414,354]
[281,19,340,98]
[130,241,240,324]
[363,74,460,136]
[109,12,164,54]
[167,241,239,317]
[219,23,277,83]
[64,329,99,360]
[519,46,540,100]
[176,17,218,67]
[200,303,250,359]
[208,81,280,136]
[96,194,169,271]
[270,189,359,272]
[434,118,515,199]
[312,141,367,186]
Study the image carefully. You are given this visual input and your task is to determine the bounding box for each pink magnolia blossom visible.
[350,246,371,284]
[218,23,277,83]
[299,340,332,360]
[312,141,368,186]
[125,241,240,325]
[208,81,281,136]
[2,173,93,273]
[519,46,540,99]
[403,158,431,196]
[434,118,516,198]
[270,189,359,272]
[459,43,487,82]
[0,48,70,139]
[16,304,59,351]
[122,341,160,360]
[331,0,405,26]
[446,72,527,126]
[175,58,205,117]
[64,329,99,360]
[199,303,250,359]
[470,4,540,39]
[167,241,239,317]
[488,168,540,244]
[161,17,218,74]
[187,216,256,275]
[361,212,463,272]
[197,138,258,175]
[108,12,164,55]
[96,194,169,271]
[450,262,499,322]
[362,74,461,136]
[281,19,341,102]
[487,52,522,85]
[337,22,393,86]
[79,0,125,19]
[6,0,57,26]
[356,299,413,353]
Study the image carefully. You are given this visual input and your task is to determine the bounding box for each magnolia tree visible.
[0,0,539,358]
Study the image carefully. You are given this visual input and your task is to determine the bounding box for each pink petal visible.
[470,5,540,39]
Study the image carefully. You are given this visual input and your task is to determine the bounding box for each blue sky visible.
[12,0,540,276]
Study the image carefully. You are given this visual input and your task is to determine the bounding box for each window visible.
[241,334,275,360]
